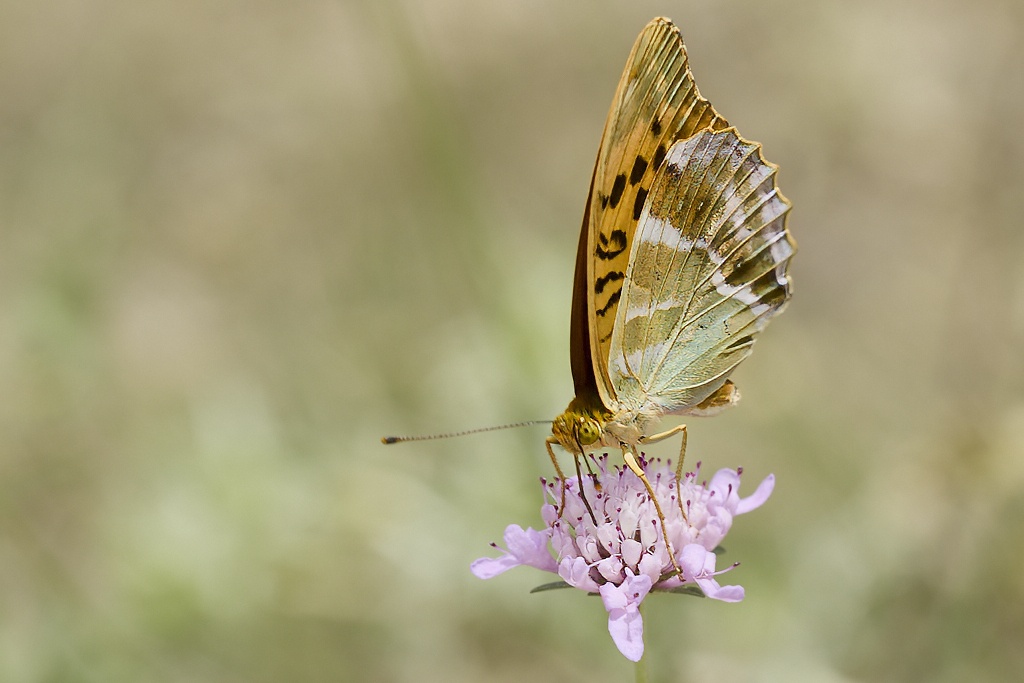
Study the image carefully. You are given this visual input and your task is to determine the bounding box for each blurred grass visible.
[1,0,1023,681]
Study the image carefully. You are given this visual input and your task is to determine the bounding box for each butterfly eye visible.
[577,419,601,446]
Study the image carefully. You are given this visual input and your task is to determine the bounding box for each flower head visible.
[472,454,774,661]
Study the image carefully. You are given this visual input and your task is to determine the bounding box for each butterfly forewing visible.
[578,17,729,410]
[608,129,794,413]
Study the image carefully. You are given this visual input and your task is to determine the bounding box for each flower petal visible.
[558,556,599,592]
[470,554,521,579]
[736,474,775,515]
[677,543,746,601]
[605,603,645,661]
[679,544,711,580]
[596,556,625,583]
[708,468,741,507]
[471,525,556,579]
[599,572,652,662]
[503,525,557,572]
[696,577,745,602]
[637,552,663,583]
[620,538,642,568]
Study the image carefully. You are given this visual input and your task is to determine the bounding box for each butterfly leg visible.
[672,426,689,522]
[546,437,599,525]
[639,423,687,446]
[572,452,599,526]
[638,424,692,521]
[545,437,569,518]
[622,446,684,578]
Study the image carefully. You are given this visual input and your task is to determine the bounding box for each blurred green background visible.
[2,0,1023,681]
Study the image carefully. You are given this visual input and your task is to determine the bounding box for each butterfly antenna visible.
[381,420,551,445]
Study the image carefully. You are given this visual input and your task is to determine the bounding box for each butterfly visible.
[546,17,795,570]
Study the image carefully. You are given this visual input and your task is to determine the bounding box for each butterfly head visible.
[551,394,612,455]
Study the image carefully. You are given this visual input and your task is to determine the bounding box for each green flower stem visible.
[634,604,648,683]
[634,655,648,683]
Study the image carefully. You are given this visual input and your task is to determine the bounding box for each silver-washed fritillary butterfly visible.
[545,17,795,573]
[385,17,795,574]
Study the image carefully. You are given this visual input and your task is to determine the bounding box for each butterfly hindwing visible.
[574,17,729,409]
[608,129,794,413]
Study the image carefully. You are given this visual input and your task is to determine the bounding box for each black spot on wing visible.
[724,240,792,289]
[596,229,628,259]
[594,271,624,294]
[629,156,648,186]
[633,187,649,221]
[653,144,667,170]
[595,288,621,317]
[598,192,609,209]
[751,270,789,310]
[609,174,627,209]
[723,254,763,288]
[725,334,755,351]
[651,119,662,136]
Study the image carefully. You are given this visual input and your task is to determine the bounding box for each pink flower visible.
[472,455,774,661]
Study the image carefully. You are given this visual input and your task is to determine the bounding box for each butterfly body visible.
[551,376,738,457]
[547,18,794,510]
